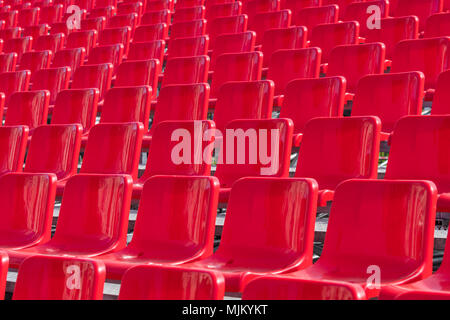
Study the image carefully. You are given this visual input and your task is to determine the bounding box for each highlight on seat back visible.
[292,5,339,36]
[393,0,443,31]
[0,251,8,300]
[31,67,71,104]
[210,31,256,70]
[72,63,113,100]
[161,55,209,88]
[119,265,225,300]
[342,0,389,37]
[13,255,106,300]
[0,125,29,176]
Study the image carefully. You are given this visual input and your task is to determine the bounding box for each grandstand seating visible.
[0,251,7,300]
[0,126,28,176]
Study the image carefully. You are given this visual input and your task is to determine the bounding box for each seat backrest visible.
[23,24,49,41]
[52,47,86,73]
[167,35,209,59]
[162,55,209,87]
[133,23,168,42]
[51,89,98,134]
[86,44,124,70]
[0,70,31,104]
[115,60,159,101]
[425,12,450,39]
[215,118,293,187]
[244,0,280,25]
[119,265,224,300]
[172,6,205,23]
[24,124,82,181]
[150,84,209,134]
[18,7,40,27]
[107,13,138,31]
[18,50,52,74]
[295,116,381,190]
[4,36,32,60]
[327,42,385,93]
[215,177,317,268]
[214,80,274,133]
[207,14,248,49]
[81,16,106,34]
[140,10,171,25]
[0,173,56,251]
[292,5,338,34]
[99,27,131,55]
[310,21,359,63]
[72,63,113,100]
[432,70,450,114]
[317,179,436,282]
[281,0,321,12]
[385,115,450,193]
[395,0,443,31]
[49,174,132,256]
[0,52,17,73]
[170,19,207,40]
[13,255,105,300]
[206,1,242,21]
[249,9,291,45]
[211,51,262,97]
[261,26,307,68]
[5,90,50,130]
[0,251,7,300]
[391,37,450,90]
[66,30,97,55]
[352,72,424,133]
[365,16,419,60]
[39,4,63,24]
[80,122,144,180]
[100,86,152,131]
[0,27,21,42]
[35,33,65,53]
[0,125,28,176]
[127,40,165,62]
[210,31,255,70]
[342,0,389,37]
[279,76,346,134]
[31,67,71,104]
[127,175,219,262]
[267,48,321,96]
[141,120,215,181]
[0,10,18,28]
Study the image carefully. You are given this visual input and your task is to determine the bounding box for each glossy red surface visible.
[172,6,205,23]
[432,70,450,114]
[167,35,209,59]
[327,42,385,93]
[249,9,291,45]
[0,52,17,73]
[210,31,255,70]
[0,27,21,41]
[213,80,274,133]
[243,0,280,25]
[72,63,113,100]
[7,174,133,266]
[127,40,165,62]
[99,175,219,279]
[292,5,339,36]
[0,125,28,176]
[13,255,106,300]
[99,26,131,55]
[119,265,225,300]
[207,14,248,49]
[210,51,262,98]
[0,172,56,250]
[190,177,318,292]
[277,179,437,299]
[51,47,86,73]
[4,35,31,60]
[425,13,450,38]
[39,5,63,24]
[17,7,39,27]
[81,17,106,34]
[87,44,124,71]
[5,90,50,131]
[34,33,65,53]
[342,0,389,37]
[32,67,71,104]
[162,55,209,87]
[140,10,171,25]
[66,30,97,55]
[281,0,321,12]
[295,117,381,205]
[133,23,168,42]
[0,251,7,300]
[394,0,443,31]
[206,2,241,21]
[25,124,82,181]
[267,48,321,96]
[352,72,424,136]
[18,50,52,75]
[170,19,207,40]
[108,13,138,32]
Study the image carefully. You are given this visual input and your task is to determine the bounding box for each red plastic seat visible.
[175,0,204,9]
[4,90,50,131]
[351,72,424,140]
[432,70,450,114]
[23,24,49,41]
[365,16,419,61]
[213,80,274,133]
[18,50,52,75]
[342,0,389,37]
[244,0,280,25]
[51,47,86,73]
[207,14,248,49]
[0,251,7,300]
[72,63,113,100]
[327,43,385,96]
[166,35,209,59]
[98,175,219,279]
[242,276,367,300]
[170,19,207,40]
[18,7,39,27]
[0,10,18,27]
[89,6,116,23]
[391,37,450,96]
[49,22,69,36]
[292,5,338,36]
[172,6,205,23]
[261,26,306,68]
[133,23,168,42]
[0,126,28,176]
[51,88,99,134]
[13,255,105,300]
[39,4,63,24]
[127,40,165,62]
[205,2,241,21]
[267,48,321,100]
[279,76,346,147]
[34,33,65,53]
[0,27,22,41]
[87,44,124,71]
[119,265,225,300]
[31,67,71,104]
[0,52,17,73]
[6,173,133,267]
[115,60,160,100]
[24,124,82,182]
[214,118,293,202]
[136,120,214,194]
[425,13,450,38]
[281,0,320,11]
[145,0,173,11]
[107,13,138,34]
[295,116,381,206]
[210,31,255,70]
[394,0,443,31]
[99,27,131,55]
[249,9,291,45]
[140,10,171,25]
[117,1,143,20]
[4,36,32,60]
[0,70,31,105]
[321,0,355,19]
[189,176,317,292]
[161,55,209,87]
[384,115,450,212]
[81,16,106,34]
[66,30,97,55]
[210,51,262,98]
[310,21,359,64]
[0,173,56,257]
